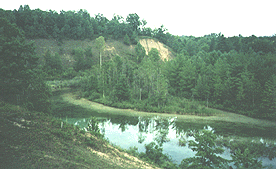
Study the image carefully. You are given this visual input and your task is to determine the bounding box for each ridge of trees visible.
[1,5,275,55]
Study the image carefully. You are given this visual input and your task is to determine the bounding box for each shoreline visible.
[54,88,276,128]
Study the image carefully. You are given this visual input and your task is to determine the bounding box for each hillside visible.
[139,38,173,61]
[0,102,159,169]
[29,37,173,69]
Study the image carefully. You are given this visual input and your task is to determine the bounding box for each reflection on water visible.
[60,115,276,167]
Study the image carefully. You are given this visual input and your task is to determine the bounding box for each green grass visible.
[0,101,159,169]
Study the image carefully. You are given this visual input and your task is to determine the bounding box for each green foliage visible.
[95,36,105,52]
[153,25,167,44]
[86,116,103,138]
[62,67,77,79]
[95,36,105,68]
[24,69,52,113]
[126,13,142,32]
[231,148,263,168]
[7,5,275,120]
[126,146,140,157]
[135,42,146,63]
[43,50,63,76]
[166,54,196,98]
[261,75,276,114]
[180,130,229,168]
[124,34,131,45]
[130,31,139,44]
[86,117,100,133]
[140,142,177,168]
[114,74,130,101]
[0,17,51,113]
[72,48,92,72]
[148,48,160,62]
[84,46,93,57]
[5,6,276,168]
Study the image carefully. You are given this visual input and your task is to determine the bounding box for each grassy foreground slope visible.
[0,102,159,169]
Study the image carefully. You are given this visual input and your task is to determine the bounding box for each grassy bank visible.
[0,101,159,169]
[53,88,276,128]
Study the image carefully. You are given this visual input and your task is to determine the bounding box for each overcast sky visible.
[2,0,275,37]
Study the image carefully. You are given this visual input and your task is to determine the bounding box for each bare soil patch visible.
[139,38,173,61]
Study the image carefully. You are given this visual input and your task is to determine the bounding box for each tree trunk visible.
[100,51,102,69]
[140,88,142,100]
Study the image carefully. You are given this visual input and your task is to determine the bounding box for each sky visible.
[2,0,275,37]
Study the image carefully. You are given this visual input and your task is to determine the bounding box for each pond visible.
[60,113,276,168]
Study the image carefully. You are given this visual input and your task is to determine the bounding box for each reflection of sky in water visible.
[102,118,196,164]
[61,117,276,167]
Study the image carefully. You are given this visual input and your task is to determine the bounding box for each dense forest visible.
[0,5,275,120]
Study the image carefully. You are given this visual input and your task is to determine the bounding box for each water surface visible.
[60,114,276,167]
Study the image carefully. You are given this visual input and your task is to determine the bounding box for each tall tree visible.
[126,13,142,32]
[153,25,167,44]
[148,48,161,62]
[114,74,130,101]
[216,33,230,53]
[135,42,146,64]
[124,34,131,45]
[43,50,63,75]
[95,36,105,68]
[261,75,276,115]
[0,18,51,113]
[72,48,91,72]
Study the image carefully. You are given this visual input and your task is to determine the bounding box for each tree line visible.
[0,5,157,42]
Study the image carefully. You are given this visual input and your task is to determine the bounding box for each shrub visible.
[231,148,263,168]
[62,67,77,79]
[139,142,177,168]
[43,50,63,76]
[86,117,100,133]
[86,116,103,139]
[229,141,264,168]
[124,34,130,45]
[180,130,229,168]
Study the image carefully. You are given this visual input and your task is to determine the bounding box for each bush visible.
[124,34,131,45]
[86,117,100,133]
[86,116,103,139]
[229,141,264,168]
[43,50,63,76]
[180,130,229,168]
[72,48,92,72]
[62,67,77,79]
[231,148,263,168]
[127,146,139,157]
[87,92,101,100]
[137,142,177,168]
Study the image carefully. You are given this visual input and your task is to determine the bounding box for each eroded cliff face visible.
[139,38,173,61]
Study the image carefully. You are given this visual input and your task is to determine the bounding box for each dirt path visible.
[59,90,276,128]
